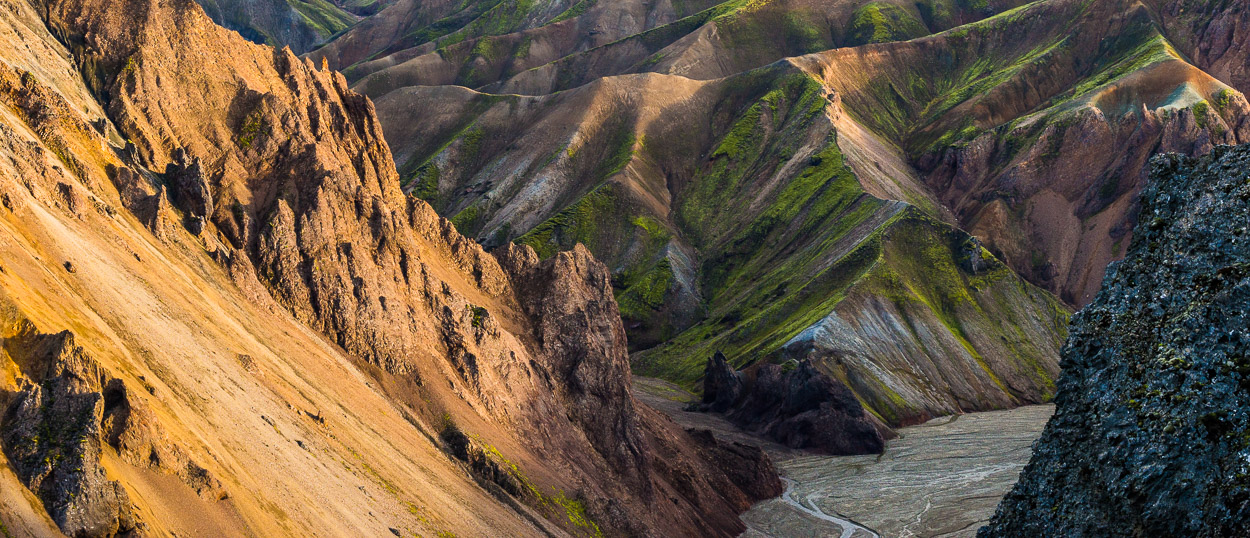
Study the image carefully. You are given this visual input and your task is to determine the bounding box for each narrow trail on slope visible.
[779,477,880,538]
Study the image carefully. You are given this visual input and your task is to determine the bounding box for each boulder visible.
[695,354,890,455]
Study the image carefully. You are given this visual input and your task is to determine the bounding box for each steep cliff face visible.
[982,145,1250,536]
[0,0,772,535]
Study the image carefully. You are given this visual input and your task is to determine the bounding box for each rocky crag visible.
[983,144,1250,535]
[0,0,774,535]
[698,352,891,455]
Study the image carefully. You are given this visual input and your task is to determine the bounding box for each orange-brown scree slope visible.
[0,0,779,536]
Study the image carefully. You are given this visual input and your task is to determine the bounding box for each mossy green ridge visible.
[516,185,621,259]
[825,0,1189,159]
[626,66,1062,421]
[389,54,1067,426]
[288,0,357,38]
[856,215,1065,412]
[193,0,356,53]
[847,2,928,46]
[370,0,547,58]
[436,0,538,49]
[552,0,597,23]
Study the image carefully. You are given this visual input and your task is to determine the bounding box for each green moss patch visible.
[847,2,927,46]
[287,0,356,38]
[515,186,619,259]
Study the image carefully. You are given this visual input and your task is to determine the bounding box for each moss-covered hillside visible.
[194,0,366,53]
[368,61,1068,425]
[316,0,1027,95]
[312,0,1250,425]
[794,0,1250,304]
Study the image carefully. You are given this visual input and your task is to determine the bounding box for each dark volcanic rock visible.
[701,352,743,413]
[165,147,212,220]
[697,355,889,455]
[686,428,783,500]
[1,331,136,537]
[982,145,1250,536]
[960,236,989,274]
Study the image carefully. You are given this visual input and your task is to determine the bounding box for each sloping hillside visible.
[334,0,1250,428]
[367,57,1068,425]
[312,0,1027,94]
[0,0,775,535]
[797,0,1250,304]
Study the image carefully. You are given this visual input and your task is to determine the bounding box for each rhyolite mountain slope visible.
[799,0,1250,305]
[193,0,395,54]
[981,145,1250,536]
[312,0,1029,95]
[324,0,1250,429]
[0,0,777,535]
[369,61,1069,426]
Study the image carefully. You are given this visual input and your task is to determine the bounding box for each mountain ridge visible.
[333,0,1250,428]
[0,0,777,535]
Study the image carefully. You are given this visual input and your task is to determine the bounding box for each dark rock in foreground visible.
[3,331,136,537]
[697,352,891,455]
[982,145,1250,536]
[3,326,226,537]
[686,428,784,500]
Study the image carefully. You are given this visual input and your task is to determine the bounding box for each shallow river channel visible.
[633,378,1054,538]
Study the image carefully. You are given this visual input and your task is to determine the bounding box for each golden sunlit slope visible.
[0,0,776,535]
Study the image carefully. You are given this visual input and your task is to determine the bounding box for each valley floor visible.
[634,379,1053,537]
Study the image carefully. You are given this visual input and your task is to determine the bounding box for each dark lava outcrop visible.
[697,352,891,455]
[983,145,1250,536]
[2,326,226,537]
[2,330,137,537]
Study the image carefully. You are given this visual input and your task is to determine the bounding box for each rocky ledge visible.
[983,145,1250,535]
[696,352,892,455]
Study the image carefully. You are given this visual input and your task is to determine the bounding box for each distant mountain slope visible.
[337,0,1250,425]
[0,0,774,535]
[194,0,389,53]
[367,57,1068,426]
[797,0,1250,304]
[313,0,1027,95]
